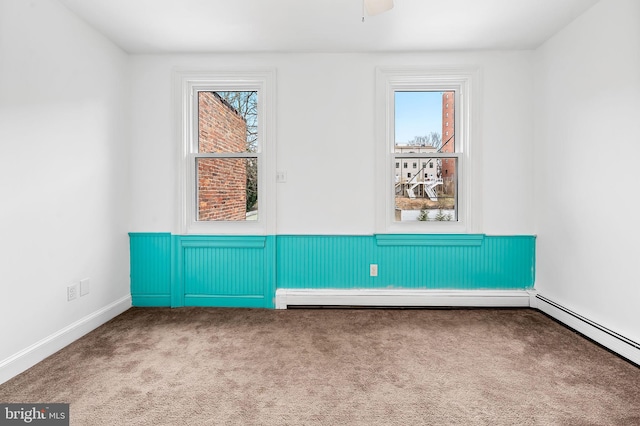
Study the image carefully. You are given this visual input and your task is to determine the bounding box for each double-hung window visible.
[375,68,480,233]
[176,71,276,235]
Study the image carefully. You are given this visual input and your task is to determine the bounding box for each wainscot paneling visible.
[129,233,172,306]
[129,234,535,308]
[277,235,535,290]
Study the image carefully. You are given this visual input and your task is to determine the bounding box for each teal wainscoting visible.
[277,235,535,290]
[175,235,276,308]
[129,233,276,308]
[129,233,172,306]
[129,233,535,308]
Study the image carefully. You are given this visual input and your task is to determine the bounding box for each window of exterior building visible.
[375,67,480,233]
[176,70,276,235]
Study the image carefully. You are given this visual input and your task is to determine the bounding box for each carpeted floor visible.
[1,308,639,425]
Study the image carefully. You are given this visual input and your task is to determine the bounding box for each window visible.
[395,162,400,168]
[177,70,276,234]
[413,162,417,169]
[375,67,480,233]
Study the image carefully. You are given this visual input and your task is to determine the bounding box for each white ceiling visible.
[59,0,600,54]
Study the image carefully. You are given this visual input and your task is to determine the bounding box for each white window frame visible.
[175,70,276,235]
[375,67,482,234]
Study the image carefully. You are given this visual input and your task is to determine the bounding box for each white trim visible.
[374,66,482,234]
[536,294,640,366]
[0,295,131,385]
[275,289,532,309]
[174,69,277,235]
[527,290,539,308]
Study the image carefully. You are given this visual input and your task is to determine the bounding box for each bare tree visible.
[409,131,442,149]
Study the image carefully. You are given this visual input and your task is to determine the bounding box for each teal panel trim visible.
[377,235,535,290]
[182,244,266,296]
[375,234,485,246]
[264,236,277,309]
[129,233,171,305]
[184,295,266,308]
[170,234,183,308]
[277,235,535,291]
[166,235,275,308]
[180,236,266,249]
[276,235,376,290]
[131,295,172,307]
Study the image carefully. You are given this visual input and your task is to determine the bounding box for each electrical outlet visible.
[67,284,78,301]
[80,278,90,297]
[370,264,378,277]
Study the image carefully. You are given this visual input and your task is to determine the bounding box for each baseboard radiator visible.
[535,294,640,366]
[275,289,535,309]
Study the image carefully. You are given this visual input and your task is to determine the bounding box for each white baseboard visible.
[0,295,131,385]
[536,295,640,366]
[275,289,535,309]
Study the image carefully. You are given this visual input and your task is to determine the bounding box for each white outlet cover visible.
[370,264,378,277]
[67,284,78,301]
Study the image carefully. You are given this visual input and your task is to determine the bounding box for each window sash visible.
[191,89,260,155]
[194,156,259,222]
[191,153,259,159]
[390,152,461,159]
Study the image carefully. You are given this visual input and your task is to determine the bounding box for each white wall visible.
[534,0,640,342]
[0,0,131,374]
[129,51,535,235]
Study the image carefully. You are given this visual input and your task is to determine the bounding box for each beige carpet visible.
[1,308,639,425]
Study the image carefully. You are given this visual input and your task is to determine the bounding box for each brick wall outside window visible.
[198,92,247,221]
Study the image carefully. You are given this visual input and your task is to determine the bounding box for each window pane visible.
[394,157,457,222]
[197,158,258,221]
[394,91,454,152]
[198,91,258,153]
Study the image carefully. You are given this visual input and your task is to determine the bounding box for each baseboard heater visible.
[535,294,640,366]
[275,289,535,310]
